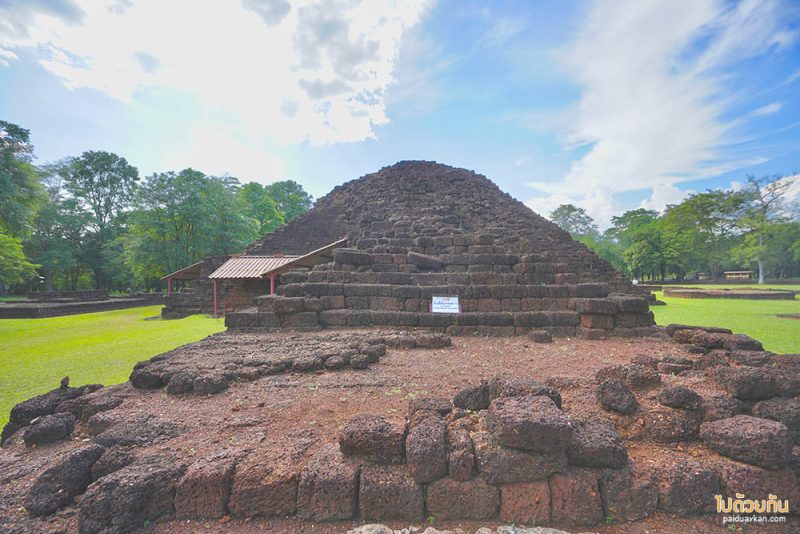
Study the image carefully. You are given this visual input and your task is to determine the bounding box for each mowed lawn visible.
[0,306,224,427]
[652,284,800,354]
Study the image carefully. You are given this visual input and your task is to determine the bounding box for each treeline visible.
[550,177,800,283]
[0,120,312,292]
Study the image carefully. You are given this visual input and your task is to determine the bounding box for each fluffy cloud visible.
[527,0,797,226]
[639,183,695,213]
[0,0,431,150]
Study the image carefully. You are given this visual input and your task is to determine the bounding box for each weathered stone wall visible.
[228,232,653,337]
[246,161,627,289]
[230,162,651,336]
[8,326,799,531]
[0,296,164,319]
[664,288,797,300]
[28,289,109,302]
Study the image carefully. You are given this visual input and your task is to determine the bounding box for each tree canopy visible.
[550,176,800,283]
[1,119,314,292]
[550,204,599,238]
[2,118,797,291]
[265,180,313,222]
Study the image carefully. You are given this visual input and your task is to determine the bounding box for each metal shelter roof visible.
[162,259,214,281]
[258,238,348,278]
[208,256,301,279]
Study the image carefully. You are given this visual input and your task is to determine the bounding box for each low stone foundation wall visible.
[0,296,164,319]
[225,277,654,338]
[28,289,109,302]
[664,287,796,300]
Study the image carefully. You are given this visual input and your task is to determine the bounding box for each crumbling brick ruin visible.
[228,161,654,337]
[5,325,798,532]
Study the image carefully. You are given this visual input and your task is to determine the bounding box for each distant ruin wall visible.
[28,289,109,302]
[0,295,164,319]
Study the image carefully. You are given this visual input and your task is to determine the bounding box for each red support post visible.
[269,273,277,295]
[167,277,172,295]
[213,279,218,318]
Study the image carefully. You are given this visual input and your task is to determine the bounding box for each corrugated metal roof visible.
[209,256,300,279]
[258,237,348,277]
[161,259,207,281]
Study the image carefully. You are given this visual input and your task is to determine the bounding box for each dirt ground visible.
[0,330,796,534]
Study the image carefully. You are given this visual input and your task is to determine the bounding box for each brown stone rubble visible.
[0,323,798,533]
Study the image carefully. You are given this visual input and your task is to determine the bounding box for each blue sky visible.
[1,0,799,226]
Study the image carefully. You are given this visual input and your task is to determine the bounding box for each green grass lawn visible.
[0,306,224,427]
[652,288,800,354]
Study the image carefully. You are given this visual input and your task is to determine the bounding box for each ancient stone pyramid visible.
[229,161,653,337]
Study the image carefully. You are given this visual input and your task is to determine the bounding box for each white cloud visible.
[526,0,797,226]
[750,101,783,116]
[159,122,287,183]
[779,174,800,203]
[0,0,432,173]
[639,183,695,213]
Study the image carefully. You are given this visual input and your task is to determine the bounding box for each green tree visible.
[125,169,258,289]
[0,120,45,238]
[59,151,139,288]
[549,204,599,239]
[580,235,626,274]
[661,190,749,279]
[734,175,797,284]
[0,232,39,286]
[239,182,284,234]
[607,209,691,281]
[607,209,660,246]
[265,180,313,222]
[26,164,92,290]
[62,151,139,232]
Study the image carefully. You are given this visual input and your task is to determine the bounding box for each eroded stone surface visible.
[25,444,105,517]
[175,452,238,520]
[597,379,638,415]
[549,468,602,527]
[656,461,721,515]
[78,456,186,534]
[488,395,573,453]
[426,477,500,520]
[339,414,406,465]
[297,444,359,521]
[700,415,792,468]
[566,417,627,469]
[359,465,424,521]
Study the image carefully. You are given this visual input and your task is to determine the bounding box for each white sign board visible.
[431,295,460,314]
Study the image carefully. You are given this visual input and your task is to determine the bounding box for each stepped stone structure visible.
[227,161,653,337]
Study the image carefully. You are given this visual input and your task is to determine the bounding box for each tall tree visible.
[62,151,139,233]
[662,190,749,279]
[735,175,797,284]
[26,163,92,290]
[265,180,313,222]
[0,120,45,238]
[125,169,258,289]
[239,182,284,234]
[607,209,660,246]
[0,120,44,289]
[0,233,38,286]
[549,204,599,238]
[60,151,139,288]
